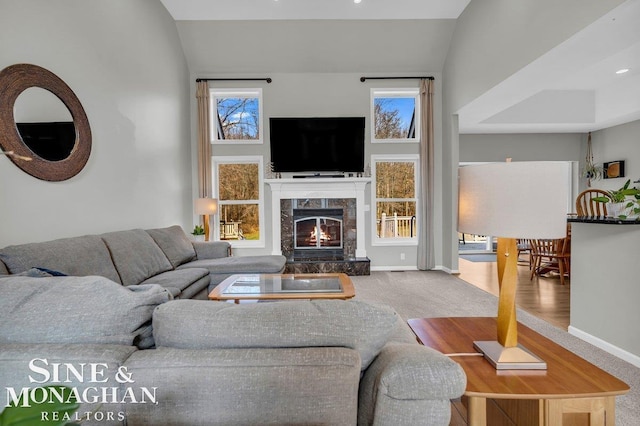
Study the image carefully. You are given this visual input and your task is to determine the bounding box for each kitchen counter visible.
[568,216,640,225]
[567,218,640,368]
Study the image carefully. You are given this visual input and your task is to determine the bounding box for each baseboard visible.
[371,265,418,272]
[369,265,461,274]
[568,326,640,368]
[437,266,460,274]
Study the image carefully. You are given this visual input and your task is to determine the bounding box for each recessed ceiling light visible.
[354,0,362,3]
[616,68,630,74]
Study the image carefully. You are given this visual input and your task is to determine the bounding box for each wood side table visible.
[407,317,629,426]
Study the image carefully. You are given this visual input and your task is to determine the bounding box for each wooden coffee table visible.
[407,317,629,426]
[208,273,355,303]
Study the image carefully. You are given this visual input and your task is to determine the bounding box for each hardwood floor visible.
[457,253,570,330]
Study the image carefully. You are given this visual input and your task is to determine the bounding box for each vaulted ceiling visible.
[160,0,640,134]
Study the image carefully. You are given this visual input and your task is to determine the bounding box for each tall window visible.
[210,88,263,144]
[371,154,419,245]
[213,156,264,247]
[371,89,420,143]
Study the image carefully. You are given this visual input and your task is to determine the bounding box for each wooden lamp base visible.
[474,237,547,370]
[202,214,210,241]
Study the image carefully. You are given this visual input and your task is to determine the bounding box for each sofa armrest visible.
[192,241,231,259]
[358,343,466,426]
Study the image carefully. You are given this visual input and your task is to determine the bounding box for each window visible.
[371,154,419,245]
[371,89,420,143]
[210,88,263,144]
[213,156,264,247]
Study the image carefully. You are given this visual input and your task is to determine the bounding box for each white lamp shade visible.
[194,198,218,215]
[458,162,569,239]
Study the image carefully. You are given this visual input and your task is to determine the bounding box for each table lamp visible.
[458,161,569,369]
[195,197,218,242]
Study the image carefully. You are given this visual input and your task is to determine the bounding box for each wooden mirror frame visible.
[0,63,91,181]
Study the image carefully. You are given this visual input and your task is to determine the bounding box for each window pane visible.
[219,204,259,240]
[376,201,417,218]
[218,163,259,201]
[375,162,415,199]
[374,97,416,139]
[216,97,260,140]
[376,202,417,238]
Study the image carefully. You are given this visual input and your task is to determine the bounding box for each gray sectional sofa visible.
[0,226,467,425]
[0,225,287,298]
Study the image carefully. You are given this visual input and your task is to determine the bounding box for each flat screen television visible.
[269,117,365,174]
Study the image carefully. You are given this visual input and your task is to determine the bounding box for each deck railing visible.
[377,213,416,238]
[220,221,243,240]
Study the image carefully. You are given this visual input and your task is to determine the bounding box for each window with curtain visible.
[213,156,264,247]
[370,88,420,143]
[371,154,419,245]
[210,88,263,144]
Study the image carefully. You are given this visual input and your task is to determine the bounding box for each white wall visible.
[0,0,192,246]
[460,133,582,163]
[570,222,640,367]
[441,0,625,271]
[588,119,640,193]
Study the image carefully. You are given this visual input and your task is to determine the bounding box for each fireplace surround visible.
[266,178,371,275]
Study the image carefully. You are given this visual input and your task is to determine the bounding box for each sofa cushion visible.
[146,225,196,268]
[180,255,286,275]
[0,275,171,348]
[123,347,360,425]
[153,299,398,371]
[100,229,173,286]
[140,268,210,299]
[0,234,122,283]
[192,241,231,259]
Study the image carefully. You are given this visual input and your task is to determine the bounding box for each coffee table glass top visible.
[222,274,343,295]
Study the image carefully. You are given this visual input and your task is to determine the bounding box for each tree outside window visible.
[372,156,418,243]
[371,89,420,143]
[210,89,263,144]
[214,158,263,244]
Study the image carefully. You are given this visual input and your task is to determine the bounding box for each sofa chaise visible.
[0,273,467,425]
[0,225,287,299]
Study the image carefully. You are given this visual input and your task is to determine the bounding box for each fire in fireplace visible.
[293,208,343,260]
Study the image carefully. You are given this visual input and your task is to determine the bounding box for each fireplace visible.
[265,178,371,275]
[293,208,343,260]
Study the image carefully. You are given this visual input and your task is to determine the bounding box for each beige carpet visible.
[351,270,639,426]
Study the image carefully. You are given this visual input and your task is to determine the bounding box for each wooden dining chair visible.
[517,239,532,269]
[575,188,609,217]
[529,235,571,285]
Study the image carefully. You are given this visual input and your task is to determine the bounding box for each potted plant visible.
[581,163,603,181]
[0,385,79,425]
[581,132,603,187]
[191,225,206,241]
[592,179,640,219]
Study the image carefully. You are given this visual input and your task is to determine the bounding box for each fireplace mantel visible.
[265,177,371,258]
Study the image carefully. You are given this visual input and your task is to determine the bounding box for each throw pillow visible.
[0,235,122,283]
[145,225,196,268]
[15,267,53,278]
[100,229,173,286]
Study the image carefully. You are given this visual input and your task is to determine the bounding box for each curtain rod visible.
[360,76,434,82]
[196,77,272,83]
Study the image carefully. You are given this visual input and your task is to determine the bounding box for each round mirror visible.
[0,63,91,181]
[14,87,76,162]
